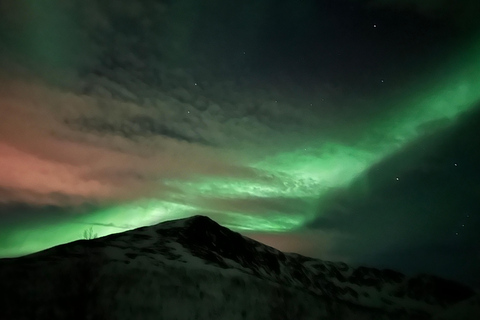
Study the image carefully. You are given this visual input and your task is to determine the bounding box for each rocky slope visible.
[0,215,478,320]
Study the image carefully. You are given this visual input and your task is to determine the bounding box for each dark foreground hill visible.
[0,215,479,320]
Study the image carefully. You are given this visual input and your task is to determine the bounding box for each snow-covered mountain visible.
[1,215,478,320]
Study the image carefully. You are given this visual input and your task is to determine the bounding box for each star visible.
[395,177,399,181]
[373,24,377,28]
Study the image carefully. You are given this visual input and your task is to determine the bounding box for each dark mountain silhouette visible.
[0,215,478,320]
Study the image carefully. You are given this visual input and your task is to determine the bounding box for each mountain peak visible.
[184,215,219,228]
[1,215,478,320]
[176,215,242,250]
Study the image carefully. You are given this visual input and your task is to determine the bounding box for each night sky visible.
[1,0,480,287]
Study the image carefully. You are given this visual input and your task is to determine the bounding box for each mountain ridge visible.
[1,215,478,320]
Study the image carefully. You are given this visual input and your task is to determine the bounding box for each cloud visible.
[0,0,344,208]
[0,64,331,208]
[0,78,232,204]
[2,1,479,279]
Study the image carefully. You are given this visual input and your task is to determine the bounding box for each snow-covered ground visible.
[0,215,478,320]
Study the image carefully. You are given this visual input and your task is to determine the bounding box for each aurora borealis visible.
[1,0,480,286]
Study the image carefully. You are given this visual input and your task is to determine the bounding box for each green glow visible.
[0,200,197,257]
[2,35,480,258]
[253,143,375,190]
[159,33,480,229]
[164,174,324,198]
[221,212,308,232]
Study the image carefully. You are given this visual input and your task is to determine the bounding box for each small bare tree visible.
[83,227,98,240]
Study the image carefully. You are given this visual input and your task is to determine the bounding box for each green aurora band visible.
[1,34,480,258]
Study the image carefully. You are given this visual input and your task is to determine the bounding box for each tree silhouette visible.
[83,227,98,240]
